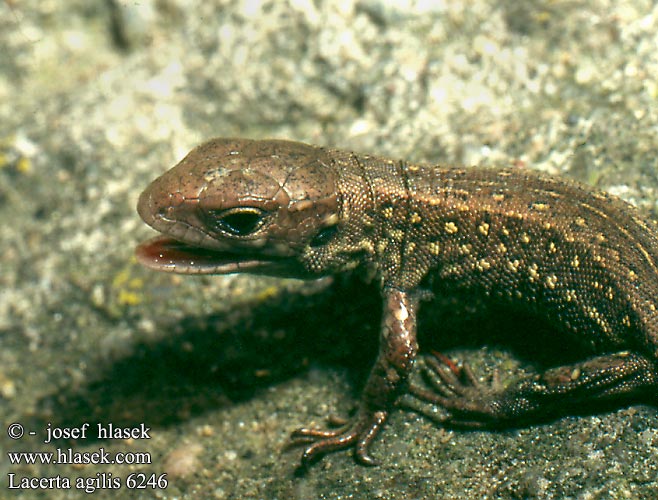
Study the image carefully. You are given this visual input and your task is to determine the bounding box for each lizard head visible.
[136,138,372,278]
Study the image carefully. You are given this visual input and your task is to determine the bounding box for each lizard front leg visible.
[291,287,419,466]
[411,351,658,427]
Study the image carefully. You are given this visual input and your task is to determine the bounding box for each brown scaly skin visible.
[136,138,658,467]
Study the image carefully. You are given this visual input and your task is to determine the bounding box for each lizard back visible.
[330,150,658,356]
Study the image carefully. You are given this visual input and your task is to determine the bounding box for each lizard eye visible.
[206,207,266,236]
[309,225,338,247]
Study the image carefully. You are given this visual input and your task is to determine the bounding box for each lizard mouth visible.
[135,235,308,277]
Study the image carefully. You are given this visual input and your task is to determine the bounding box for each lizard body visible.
[136,138,658,466]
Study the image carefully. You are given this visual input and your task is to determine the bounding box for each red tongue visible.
[135,235,311,277]
[135,236,239,273]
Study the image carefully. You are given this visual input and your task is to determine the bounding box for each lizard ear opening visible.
[309,225,338,247]
[204,207,267,237]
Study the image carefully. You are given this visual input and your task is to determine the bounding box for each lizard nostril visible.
[169,191,186,207]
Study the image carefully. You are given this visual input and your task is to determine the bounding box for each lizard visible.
[135,137,658,467]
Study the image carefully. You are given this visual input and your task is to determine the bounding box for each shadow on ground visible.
[28,275,655,444]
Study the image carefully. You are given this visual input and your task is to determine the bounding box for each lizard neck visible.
[331,148,414,289]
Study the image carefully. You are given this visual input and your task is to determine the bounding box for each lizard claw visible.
[290,410,387,467]
[409,353,506,427]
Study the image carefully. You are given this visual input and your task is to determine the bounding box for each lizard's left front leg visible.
[291,287,419,466]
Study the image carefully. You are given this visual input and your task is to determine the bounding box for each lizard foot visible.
[409,351,658,427]
[290,410,388,467]
[409,353,508,427]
